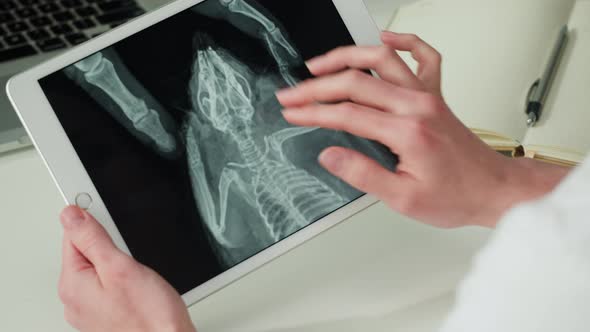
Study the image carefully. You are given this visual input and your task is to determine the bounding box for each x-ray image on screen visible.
[39,0,397,294]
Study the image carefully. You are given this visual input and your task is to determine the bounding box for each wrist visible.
[479,157,571,228]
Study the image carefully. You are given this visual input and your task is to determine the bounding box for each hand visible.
[277,31,569,228]
[58,206,196,332]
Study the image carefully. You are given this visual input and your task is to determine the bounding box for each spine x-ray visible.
[61,0,395,268]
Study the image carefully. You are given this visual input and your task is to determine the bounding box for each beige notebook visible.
[389,0,590,166]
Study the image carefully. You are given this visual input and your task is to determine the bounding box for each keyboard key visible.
[51,23,73,35]
[27,28,50,40]
[15,7,38,18]
[4,33,27,46]
[30,16,53,27]
[0,12,15,23]
[60,0,82,8]
[0,26,6,36]
[64,32,87,45]
[0,45,37,62]
[0,1,17,11]
[75,6,97,17]
[73,18,95,29]
[96,7,143,25]
[0,40,4,50]
[6,21,29,33]
[38,3,61,13]
[98,0,135,12]
[36,37,67,52]
[53,10,75,22]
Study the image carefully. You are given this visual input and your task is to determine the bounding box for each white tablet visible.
[7,0,397,305]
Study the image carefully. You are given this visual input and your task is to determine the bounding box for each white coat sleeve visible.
[439,158,590,332]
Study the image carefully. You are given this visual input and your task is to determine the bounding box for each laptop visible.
[0,0,156,153]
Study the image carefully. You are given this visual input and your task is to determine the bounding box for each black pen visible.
[526,25,569,127]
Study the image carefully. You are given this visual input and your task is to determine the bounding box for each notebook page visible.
[523,1,590,160]
[388,0,575,142]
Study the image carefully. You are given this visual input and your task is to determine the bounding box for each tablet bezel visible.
[7,0,383,306]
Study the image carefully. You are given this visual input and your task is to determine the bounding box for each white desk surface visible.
[0,1,492,331]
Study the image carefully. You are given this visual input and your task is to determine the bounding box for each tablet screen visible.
[38,0,397,294]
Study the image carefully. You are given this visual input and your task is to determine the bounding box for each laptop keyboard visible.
[0,0,145,63]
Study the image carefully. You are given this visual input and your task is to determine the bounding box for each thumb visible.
[60,206,121,270]
[319,147,401,199]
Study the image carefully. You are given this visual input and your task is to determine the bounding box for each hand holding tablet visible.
[59,206,196,332]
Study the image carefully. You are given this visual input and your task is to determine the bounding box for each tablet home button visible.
[75,193,93,210]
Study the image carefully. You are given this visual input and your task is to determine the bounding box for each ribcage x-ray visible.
[40,0,396,292]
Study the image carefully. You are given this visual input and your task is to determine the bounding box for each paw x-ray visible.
[39,0,397,294]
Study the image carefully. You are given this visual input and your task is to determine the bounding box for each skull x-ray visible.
[39,0,397,294]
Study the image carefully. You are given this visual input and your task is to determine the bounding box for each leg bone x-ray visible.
[193,0,303,86]
[70,52,177,154]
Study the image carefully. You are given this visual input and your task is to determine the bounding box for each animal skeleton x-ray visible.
[64,0,391,267]
[185,33,352,265]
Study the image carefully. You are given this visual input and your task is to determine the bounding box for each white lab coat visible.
[440,157,590,331]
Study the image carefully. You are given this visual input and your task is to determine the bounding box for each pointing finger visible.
[276,70,413,114]
[282,102,401,149]
[305,45,423,90]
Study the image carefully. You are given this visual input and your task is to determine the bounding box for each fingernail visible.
[61,206,85,229]
[381,31,397,39]
[282,108,298,115]
[319,149,346,173]
[305,56,322,70]
[275,88,295,101]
